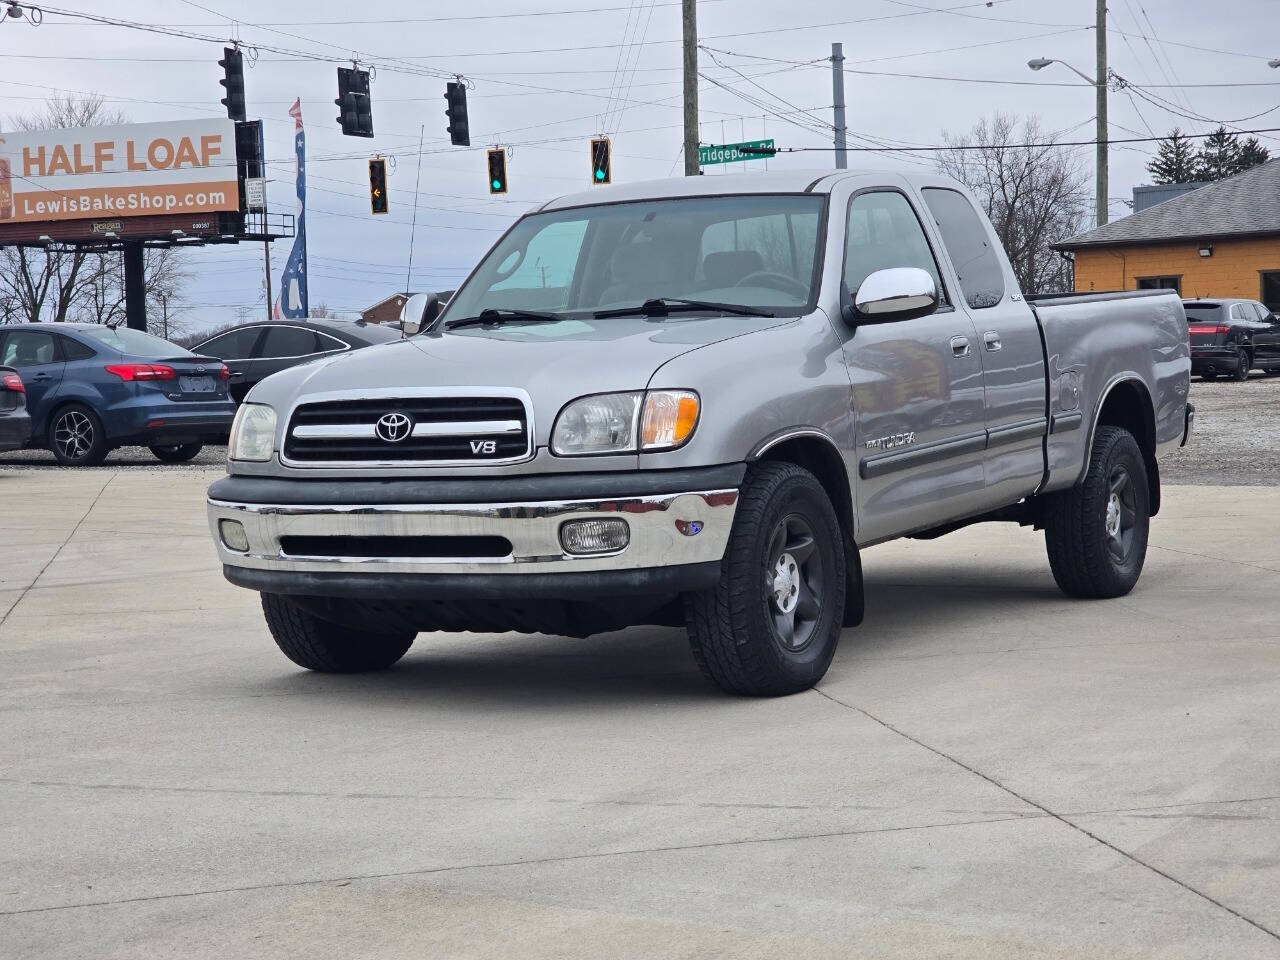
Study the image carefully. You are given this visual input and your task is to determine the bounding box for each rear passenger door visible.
[920,187,1047,506]
[840,189,988,544]
[197,326,265,402]
[0,330,65,423]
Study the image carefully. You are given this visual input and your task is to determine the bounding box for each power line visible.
[755,124,1280,153]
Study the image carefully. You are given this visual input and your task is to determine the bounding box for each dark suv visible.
[0,324,235,465]
[194,319,402,403]
[1183,298,1280,381]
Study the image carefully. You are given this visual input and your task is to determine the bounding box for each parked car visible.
[1183,298,1280,381]
[0,324,235,466]
[194,318,403,403]
[206,170,1192,695]
[0,365,31,452]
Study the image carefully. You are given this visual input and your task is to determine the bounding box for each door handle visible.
[31,372,53,381]
[983,331,1002,352]
[950,335,971,358]
[229,371,245,379]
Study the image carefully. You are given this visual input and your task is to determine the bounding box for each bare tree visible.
[309,302,336,319]
[72,247,190,336]
[936,113,1089,294]
[0,95,128,323]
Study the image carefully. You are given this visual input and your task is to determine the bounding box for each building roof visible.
[362,292,416,314]
[1055,159,1280,250]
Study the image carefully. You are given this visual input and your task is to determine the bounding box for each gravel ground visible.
[0,444,227,471]
[1,374,1275,482]
[1161,372,1280,485]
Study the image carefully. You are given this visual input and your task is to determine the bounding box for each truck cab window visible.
[843,191,945,306]
[921,187,1005,308]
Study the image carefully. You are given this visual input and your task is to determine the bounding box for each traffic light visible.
[445,81,470,147]
[487,148,507,195]
[336,67,373,137]
[368,157,388,215]
[590,136,611,185]
[219,46,246,122]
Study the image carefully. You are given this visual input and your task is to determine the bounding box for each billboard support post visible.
[123,240,146,331]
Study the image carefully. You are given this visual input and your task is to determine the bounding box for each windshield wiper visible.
[444,308,567,331]
[593,297,775,320]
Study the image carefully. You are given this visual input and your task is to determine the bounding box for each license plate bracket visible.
[179,376,216,393]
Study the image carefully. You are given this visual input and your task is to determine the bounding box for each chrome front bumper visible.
[208,488,739,576]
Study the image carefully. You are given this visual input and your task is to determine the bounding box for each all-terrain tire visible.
[261,593,415,672]
[1044,426,1150,599]
[684,461,846,696]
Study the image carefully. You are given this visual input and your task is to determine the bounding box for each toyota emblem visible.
[375,412,413,443]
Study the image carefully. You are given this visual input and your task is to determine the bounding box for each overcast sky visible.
[4,0,1278,333]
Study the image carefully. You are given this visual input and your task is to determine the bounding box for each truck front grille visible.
[283,394,531,465]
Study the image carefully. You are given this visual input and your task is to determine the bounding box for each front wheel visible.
[48,404,108,466]
[684,461,846,696]
[261,593,415,672]
[1044,426,1150,598]
[149,443,203,463]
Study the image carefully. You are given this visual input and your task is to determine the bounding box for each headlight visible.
[551,392,641,455]
[551,390,700,456]
[228,403,277,462]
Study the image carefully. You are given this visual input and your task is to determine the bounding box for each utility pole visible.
[263,236,273,323]
[831,42,848,170]
[682,0,699,176]
[1095,0,1108,226]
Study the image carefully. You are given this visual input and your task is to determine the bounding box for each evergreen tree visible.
[1237,136,1271,172]
[1147,128,1198,183]
[1194,126,1245,181]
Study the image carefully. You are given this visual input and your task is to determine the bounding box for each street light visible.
[1029,56,1108,227]
[1269,59,1280,68]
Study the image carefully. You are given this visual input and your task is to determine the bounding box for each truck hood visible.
[259,314,793,446]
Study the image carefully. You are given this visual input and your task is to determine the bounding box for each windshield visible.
[80,326,193,358]
[440,194,825,324]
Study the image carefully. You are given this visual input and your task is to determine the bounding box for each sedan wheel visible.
[49,405,107,466]
[1233,349,1251,381]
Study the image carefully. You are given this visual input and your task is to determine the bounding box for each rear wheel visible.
[684,461,846,696]
[149,443,203,463]
[261,593,415,672]
[48,404,108,466]
[1232,349,1251,381]
[1044,426,1150,599]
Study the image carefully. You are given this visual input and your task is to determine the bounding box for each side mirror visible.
[847,267,939,326]
[400,292,442,335]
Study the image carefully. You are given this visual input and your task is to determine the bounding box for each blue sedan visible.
[0,324,236,466]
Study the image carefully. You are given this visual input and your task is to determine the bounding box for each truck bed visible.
[1030,288,1190,493]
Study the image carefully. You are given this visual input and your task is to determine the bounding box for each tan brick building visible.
[1054,160,1280,311]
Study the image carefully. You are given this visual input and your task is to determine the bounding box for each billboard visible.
[0,119,240,227]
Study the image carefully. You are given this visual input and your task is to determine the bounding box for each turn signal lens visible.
[1,372,23,393]
[641,390,700,451]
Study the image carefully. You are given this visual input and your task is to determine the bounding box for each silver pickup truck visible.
[207,171,1193,696]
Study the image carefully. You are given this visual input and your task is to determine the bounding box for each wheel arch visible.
[751,431,854,543]
[748,429,863,629]
[1086,376,1160,517]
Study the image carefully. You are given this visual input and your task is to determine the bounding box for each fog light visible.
[219,519,250,552]
[560,518,629,555]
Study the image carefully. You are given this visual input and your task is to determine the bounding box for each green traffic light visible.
[492,179,502,190]
[594,169,605,181]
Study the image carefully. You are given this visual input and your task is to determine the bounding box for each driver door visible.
[839,189,988,544]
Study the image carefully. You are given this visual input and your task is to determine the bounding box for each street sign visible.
[245,177,266,211]
[698,139,775,166]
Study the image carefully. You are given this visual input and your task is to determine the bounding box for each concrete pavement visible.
[1,469,1278,958]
